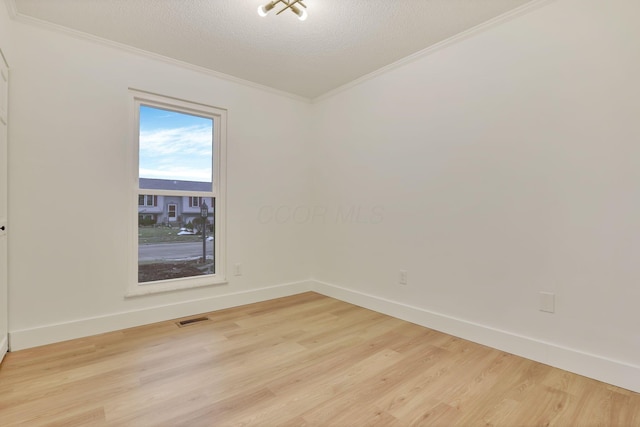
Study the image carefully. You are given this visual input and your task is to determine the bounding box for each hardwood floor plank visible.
[408,402,460,426]
[0,292,638,426]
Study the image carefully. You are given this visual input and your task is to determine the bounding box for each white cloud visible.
[139,167,212,182]
[140,125,212,157]
[139,124,213,182]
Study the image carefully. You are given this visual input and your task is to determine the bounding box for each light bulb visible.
[257,2,275,17]
[291,5,307,21]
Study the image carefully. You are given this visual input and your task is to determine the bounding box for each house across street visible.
[138,178,214,227]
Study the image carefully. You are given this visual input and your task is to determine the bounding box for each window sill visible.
[125,276,228,298]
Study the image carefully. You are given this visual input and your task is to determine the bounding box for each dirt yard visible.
[138,260,213,282]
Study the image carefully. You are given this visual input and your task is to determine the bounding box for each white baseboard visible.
[8,280,313,351]
[0,335,7,364]
[310,279,640,394]
[8,278,639,393]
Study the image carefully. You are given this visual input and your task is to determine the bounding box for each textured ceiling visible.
[12,0,537,99]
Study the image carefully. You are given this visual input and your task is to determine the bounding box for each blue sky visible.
[139,105,213,183]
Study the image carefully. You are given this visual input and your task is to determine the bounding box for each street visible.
[139,241,213,261]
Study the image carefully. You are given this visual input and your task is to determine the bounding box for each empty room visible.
[0,0,639,425]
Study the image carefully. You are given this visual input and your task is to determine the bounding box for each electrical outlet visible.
[234,263,242,276]
[539,292,555,313]
[399,270,408,285]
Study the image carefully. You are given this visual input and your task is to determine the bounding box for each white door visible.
[168,204,177,222]
[0,51,8,362]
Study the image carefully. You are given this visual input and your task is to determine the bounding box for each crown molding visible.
[7,7,312,104]
[5,0,554,104]
[312,0,556,103]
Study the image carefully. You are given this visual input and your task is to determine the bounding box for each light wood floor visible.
[0,292,638,426]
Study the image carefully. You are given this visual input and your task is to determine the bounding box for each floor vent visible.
[176,317,210,327]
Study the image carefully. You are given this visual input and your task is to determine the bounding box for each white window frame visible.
[127,89,227,296]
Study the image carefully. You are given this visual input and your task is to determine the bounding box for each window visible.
[138,195,156,206]
[129,90,227,295]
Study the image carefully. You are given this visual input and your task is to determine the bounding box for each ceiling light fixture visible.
[257,0,308,21]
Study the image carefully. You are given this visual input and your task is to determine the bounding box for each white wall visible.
[7,20,313,348]
[5,0,640,393]
[0,0,13,61]
[310,0,640,392]
[0,0,14,361]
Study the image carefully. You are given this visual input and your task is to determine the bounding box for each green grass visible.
[138,226,205,244]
